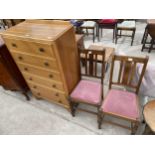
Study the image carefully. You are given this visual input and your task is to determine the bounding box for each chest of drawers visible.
[1,20,80,109]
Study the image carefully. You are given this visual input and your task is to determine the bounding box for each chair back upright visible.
[79,48,105,85]
[109,55,149,94]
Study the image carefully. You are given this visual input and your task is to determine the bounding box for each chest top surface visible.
[1,20,73,42]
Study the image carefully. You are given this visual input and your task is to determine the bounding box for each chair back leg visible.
[148,39,154,53]
[131,29,135,46]
[141,27,148,44]
[115,29,118,44]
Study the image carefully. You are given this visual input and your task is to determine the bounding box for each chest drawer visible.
[11,52,58,71]
[22,72,64,91]
[28,81,69,106]
[4,38,55,58]
[17,62,62,81]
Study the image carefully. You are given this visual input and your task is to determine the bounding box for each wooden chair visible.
[69,48,105,119]
[142,24,155,53]
[98,55,148,134]
[115,20,136,46]
[143,100,155,135]
[80,21,97,42]
[97,19,118,42]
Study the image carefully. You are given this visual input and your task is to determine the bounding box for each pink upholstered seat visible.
[99,19,118,24]
[70,80,102,105]
[101,89,139,119]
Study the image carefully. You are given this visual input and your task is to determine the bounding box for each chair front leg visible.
[98,109,104,129]
[97,24,100,42]
[131,121,139,135]
[115,28,118,44]
[93,28,95,42]
[113,27,116,43]
[69,101,76,117]
[131,29,135,46]
[141,27,147,44]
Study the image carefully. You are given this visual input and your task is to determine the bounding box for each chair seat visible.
[101,89,139,120]
[117,21,136,29]
[81,21,96,28]
[99,19,118,24]
[70,80,102,105]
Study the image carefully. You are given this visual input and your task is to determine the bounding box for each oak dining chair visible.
[98,55,148,134]
[68,47,105,120]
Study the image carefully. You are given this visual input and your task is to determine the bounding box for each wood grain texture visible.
[1,20,80,109]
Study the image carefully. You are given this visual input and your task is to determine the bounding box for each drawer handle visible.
[52,84,56,88]
[39,48,45,52]
[33,85,37,89]
[55,93,59,97]
[24,67,28,71]
[44,62,49,67]
[18,56,23,60]
[49,74,53,78]
[12,43,17,48]
[58,100,62,103]
[37,92,41,96]
[29,77,32,81]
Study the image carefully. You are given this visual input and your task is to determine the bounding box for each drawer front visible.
[28,81,69,106]
[11,52,58,71]
[4,38,55,58]
[17,62,62,81]
[22,72,64,91]
[32,91,69,108]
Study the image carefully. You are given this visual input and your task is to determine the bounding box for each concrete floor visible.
[0,21,155,135]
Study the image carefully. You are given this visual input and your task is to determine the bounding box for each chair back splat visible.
[79,48,105,85]
[109,55,149,94]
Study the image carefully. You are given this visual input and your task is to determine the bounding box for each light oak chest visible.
[1,20,80,109]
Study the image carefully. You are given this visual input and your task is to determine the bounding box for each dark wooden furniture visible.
[143,100,155,135]
[2,19,25,28]
[141,19,155,44]
[115,20,136,46]
[0,37,29,100]
[80,21,96,42]
[98,55,148,134]
[69,48,105,118]
[142,23,155,53]
[97,19,118,42]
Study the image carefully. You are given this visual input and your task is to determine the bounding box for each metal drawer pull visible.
[59,100,62,103]
[55,93,59,97]
[33,85,37,89]
[39,48,45,52]
[44,62,49,66]
[52,84,56,88]
[29,77,32,81]
[49,74,53,78]
[37,92,40,96]
[12,43,17,47]
[24,67,28,71]
[18,56,23,60]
